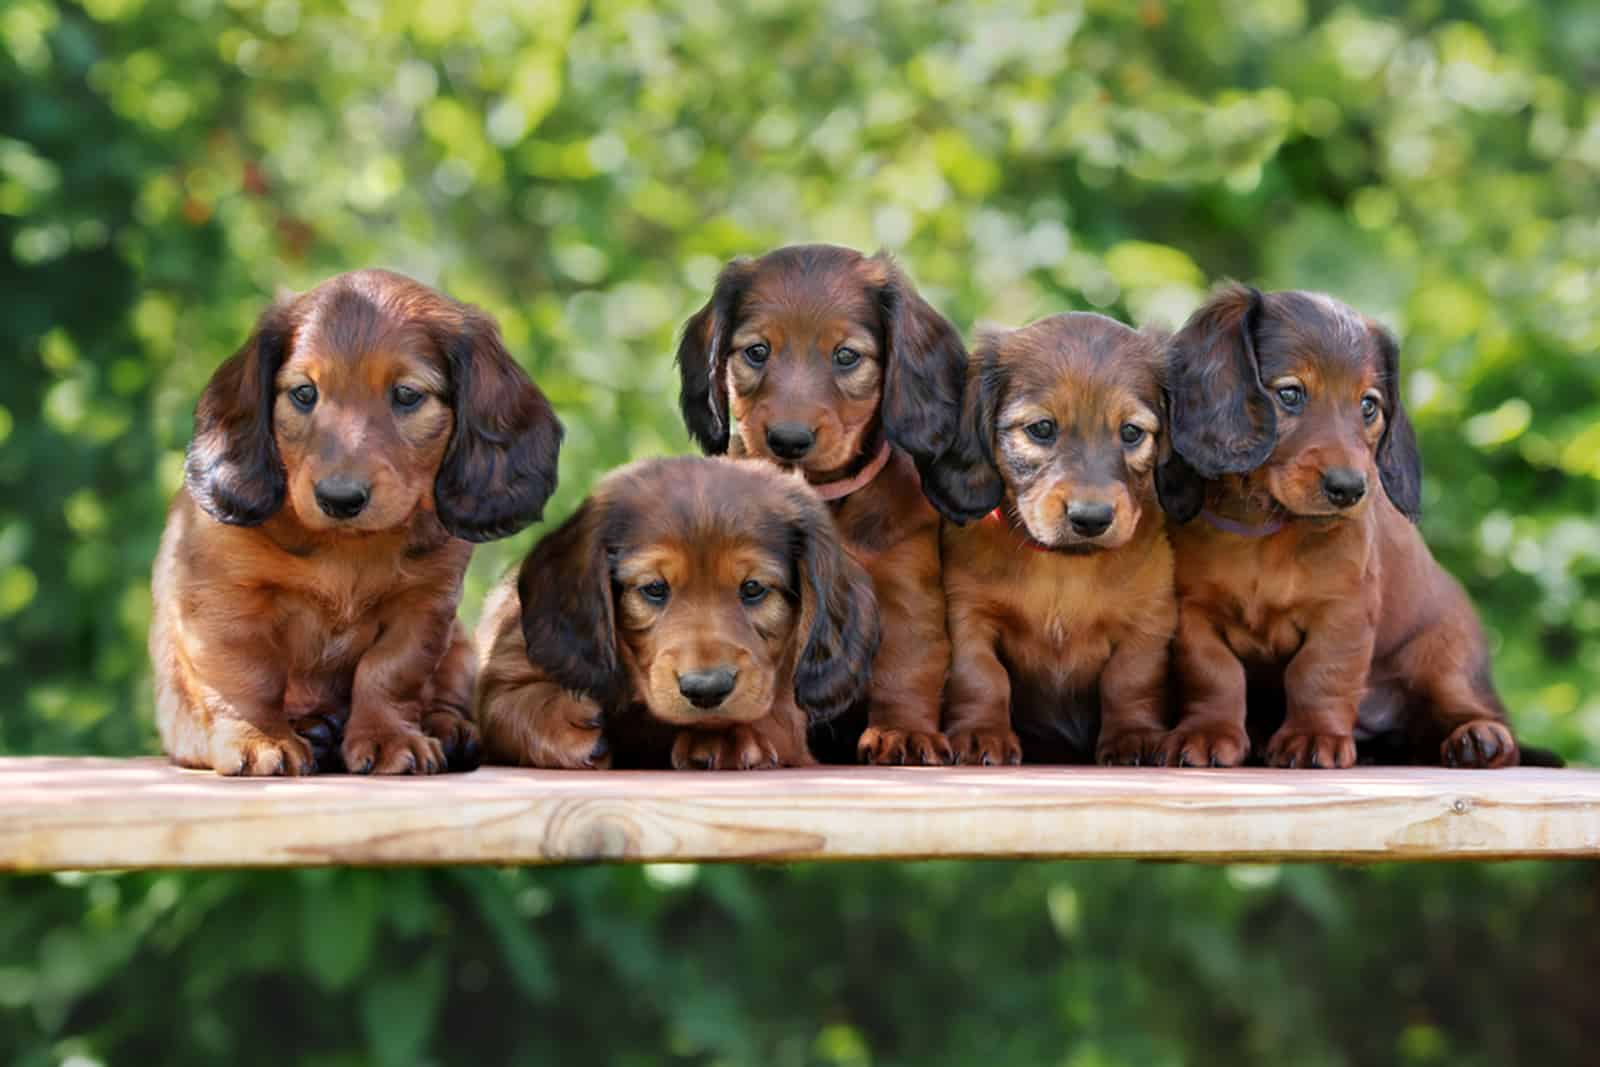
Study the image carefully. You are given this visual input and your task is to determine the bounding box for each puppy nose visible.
[1321,468,1367,509]
[1067,501,1115,538]
[765,423,815,461]
[314,477,372,520]
[677,667,739,709]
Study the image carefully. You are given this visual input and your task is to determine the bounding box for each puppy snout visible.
[765,423,816,461]
[314,477,372,520]
[677,667,739,709]
[1321,468,1367,509]
[1066,500,1115,538]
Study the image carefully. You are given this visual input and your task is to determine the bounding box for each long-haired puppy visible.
[1157,285,1538,768]
[476,457,879,770]
[930,313,1188,765]
[151,270,562,775]
[676,244,972,765]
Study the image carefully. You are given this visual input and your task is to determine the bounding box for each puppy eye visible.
[392,384,425,412]
[1024,419,1057,443]
[640,580,670,604]
[833,347,861,369]
[739,579,768,604]
[743,343,770,368]
[1361,395,1381,422]
[1276,385,1306,412]
[1119,424,1146,446]
[288,384,318,412]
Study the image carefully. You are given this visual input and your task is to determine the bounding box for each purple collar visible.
[1199,508,1285,538]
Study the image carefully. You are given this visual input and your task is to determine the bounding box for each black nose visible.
[1067,501,1115,538]
[1321,468,1367,509]
[677,667,738,709]
[765,423,815,461]
[314,478,372,520]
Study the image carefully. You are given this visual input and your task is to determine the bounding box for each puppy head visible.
[1165,285,1421,521]
[954,313,1171,551]
[676,245,969,499]
[185,270,562,541]
[517,457,878,729]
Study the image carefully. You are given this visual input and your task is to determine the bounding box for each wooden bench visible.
[2,757,1596,870]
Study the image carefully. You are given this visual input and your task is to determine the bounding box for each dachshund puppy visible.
[1158,286,1526,769]
[676,244,971,765]
[151,270,562,775]
[476,457,879,770]
[932,314,1185,765]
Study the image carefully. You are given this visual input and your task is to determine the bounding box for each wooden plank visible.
[1,757,1597,871]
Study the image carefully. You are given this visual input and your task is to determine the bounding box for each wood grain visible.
[1,757,1597,870]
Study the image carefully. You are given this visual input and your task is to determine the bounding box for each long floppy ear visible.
[871,252,969,474]
[791,501,880,723]
[1155,394,1205,523]
[1372,325,1422,522]
[1166,285,1277,478]
[918,328,1006,523]
[183,302,291,525]
[675,259,754,454]
[434,308,564,543]
[516,500,626,712]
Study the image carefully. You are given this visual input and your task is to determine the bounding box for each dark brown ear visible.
[1166,285,1277,478]
[919,328,1006,523]
[675,259,754,454]
[516,499,626,712]
[1372,325,1422,522]
[183,303,291,525]
[871,252,970,486]
[791,497,880,723]
[434,308,563,543]
[1155,395,1205,523]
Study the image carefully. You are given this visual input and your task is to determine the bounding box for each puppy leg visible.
[857,535,952,766]
[1265,600,1373,770]
[1397,623,1517,769]
[672,700,813,770]
[1157,609,1251,767]
[172,634,315,776]
[944,607,1021,766]
[343,601,453,775]
[481,679,611,769]
[1095,629,1172,766]
[418,619,482,772]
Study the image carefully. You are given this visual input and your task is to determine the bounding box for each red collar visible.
[987,507,1059,553]
[811,443,893,502]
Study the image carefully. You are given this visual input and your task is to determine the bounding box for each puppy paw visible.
[1152,724,1249,768]
[292,711,347,774]
[420,708,482,772]
[1264,728,1356,770]
[858,727,952,766]
[671,726,782,771]
[948,728,1022,766]
[342,723,447,775]
[1095,729,1168,767]
[524,712,611,770]
[212,722,317,777]
[1442,720,1517,769]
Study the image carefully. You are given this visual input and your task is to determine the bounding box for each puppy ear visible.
[435,308,564,543]
[516,500,626,712]
[792,500,880,723]
[872,252,968,472]
[675,259,753,454]
[184,303,291,525]
[1155,394,1205,523]
[918,328,1007,523]
[1166,285,1277,478]
[1372,325,1423,522]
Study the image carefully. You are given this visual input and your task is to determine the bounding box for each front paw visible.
[1265,728,1355,769]
[1095,728,1168,767]
[858,727,952,766]
[293,711,347,773]
[420,708,482,772]
[211,722,317,777]
[948,728,1022,766]
[671,726,783,770]
[1442,721,1517,769]
[1152,723,1249,768]
[342,723,447,775]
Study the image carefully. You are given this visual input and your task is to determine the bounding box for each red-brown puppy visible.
[677,244,971,765]
[929,313,1186,765]
[1157,285,1529,768]
[476,456,879,770]
[151,270,561,775]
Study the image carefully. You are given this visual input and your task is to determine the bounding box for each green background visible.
[3,0,1599,1063]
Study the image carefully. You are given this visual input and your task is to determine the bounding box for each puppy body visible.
[934,314,1180,765]
[1160,287,1519,768]
[152,270,561,775]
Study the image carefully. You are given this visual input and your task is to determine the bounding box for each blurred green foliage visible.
[2,0,1599,1063]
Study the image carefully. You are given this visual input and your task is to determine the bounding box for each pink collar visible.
[1199,508,1285,538]
[810,443,893,502]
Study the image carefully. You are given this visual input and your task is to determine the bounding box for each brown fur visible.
[150,269,561,775]
[1159,286,1521,768]
[476,457,879,770]
[941,313,1185,765]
